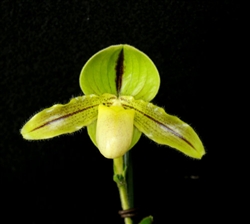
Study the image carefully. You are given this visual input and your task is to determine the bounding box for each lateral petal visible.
[120,96,205,159]
[21,94,114,140]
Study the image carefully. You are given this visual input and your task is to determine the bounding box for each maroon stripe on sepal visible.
[115,49,124,94]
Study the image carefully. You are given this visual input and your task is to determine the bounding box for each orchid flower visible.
[21,44,205,159]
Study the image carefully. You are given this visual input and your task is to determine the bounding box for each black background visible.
[0,1,242,223]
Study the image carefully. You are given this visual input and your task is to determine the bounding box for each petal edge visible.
[120,96,205,159]
[21,95,106,139]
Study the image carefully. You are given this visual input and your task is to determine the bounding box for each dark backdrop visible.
[0,1,242,223]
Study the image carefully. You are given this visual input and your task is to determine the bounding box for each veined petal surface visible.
[21,94,114,140]
[80,44,160,101]
[120,96,205,159]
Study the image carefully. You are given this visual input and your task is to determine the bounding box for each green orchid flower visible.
[21,44,205,159]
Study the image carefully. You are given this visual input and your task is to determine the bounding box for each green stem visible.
[124,152,134,208]
[113,156,133,224]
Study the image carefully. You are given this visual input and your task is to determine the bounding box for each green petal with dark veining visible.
[80,44,160,101]
[21,94,115,140]
[120,96,205,159]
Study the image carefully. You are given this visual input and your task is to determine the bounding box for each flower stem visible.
[113,155,133,224]
[124,152,134,209]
